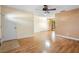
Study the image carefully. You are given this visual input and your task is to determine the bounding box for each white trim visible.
[56,34,79,41]
[1,34,33,42]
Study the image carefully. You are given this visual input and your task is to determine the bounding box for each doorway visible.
[48,18,55,31]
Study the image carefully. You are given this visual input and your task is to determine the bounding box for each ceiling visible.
[5,5,79,17]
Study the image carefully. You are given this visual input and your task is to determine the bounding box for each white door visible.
[2,15,17,41]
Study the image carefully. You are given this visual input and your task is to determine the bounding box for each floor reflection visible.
[51,31,56,41]
[0,31,79,53]
[42,31,55,53]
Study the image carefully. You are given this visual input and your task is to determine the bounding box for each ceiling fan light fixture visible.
[44,13,47,16]
[43,11,50,16]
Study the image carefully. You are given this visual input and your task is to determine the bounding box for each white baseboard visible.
[56,34,79,41]
[1,34,33,42]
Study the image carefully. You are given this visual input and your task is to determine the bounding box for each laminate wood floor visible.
[0,31,79,53]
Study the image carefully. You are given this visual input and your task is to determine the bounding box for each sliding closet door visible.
[2,15,17,41]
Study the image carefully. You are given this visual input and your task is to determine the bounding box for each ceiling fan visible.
[42,5,56,13]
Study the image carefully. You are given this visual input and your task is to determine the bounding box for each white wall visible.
[1,6,34,41]
[16,13,34,39]
[34,15,48,33]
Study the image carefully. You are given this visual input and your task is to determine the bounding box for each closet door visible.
[2,15,17,41]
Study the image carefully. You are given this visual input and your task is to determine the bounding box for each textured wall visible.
[56,8,79,38]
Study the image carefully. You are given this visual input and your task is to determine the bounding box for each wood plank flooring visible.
[0,31,79,53]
